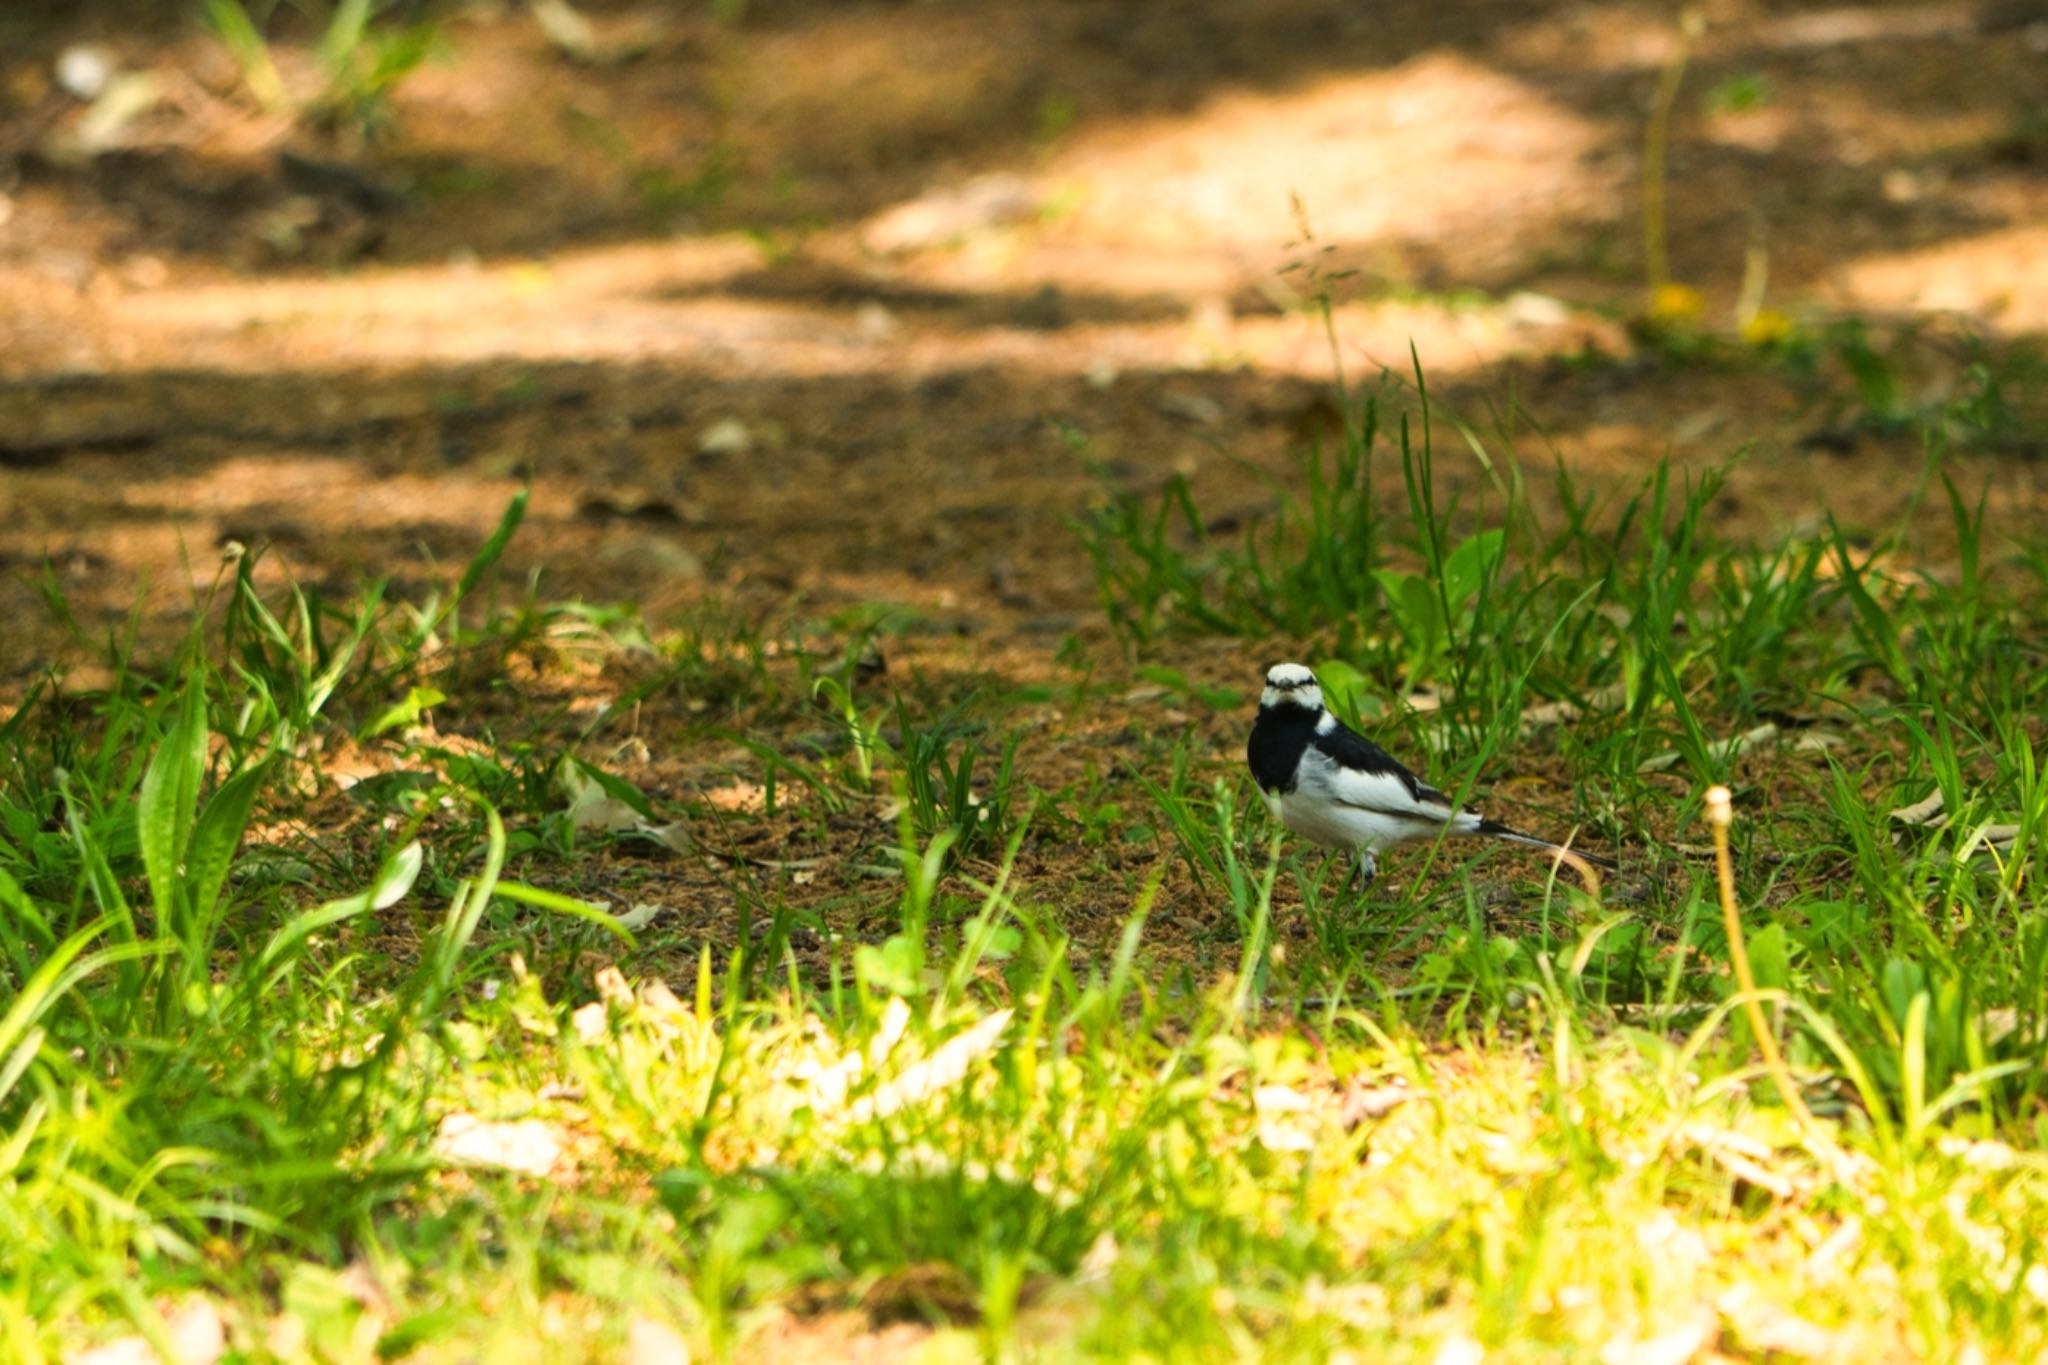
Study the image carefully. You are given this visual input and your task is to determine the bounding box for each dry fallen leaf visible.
[1251,1083,1317,1154]
[1888,791,2021,852]
[861,173,1039,254]
[1637,722,1781,776]
[432,1114,566,1177]
[1521,682,1627,732]
[1678,1122,1799,1199]
[560,762,700,854]
[563,771,642,834]
[639,819,694,853]
[68,1299,224,1365]
[1431,1335,1486,1365]
[1716,1284,1840,1359]
[572,999,609,1044]
[530,0,659,64]
[1338,1081,1416,1130]
[1076,1230,1121,1282]
[1520,698,1583,728]
[1890,791,1948,827]
[613,902,667,932]
[49,71,162,161]
[702,781,767,813]
[844,1009,1014,1124]
[1598,1308,1718,1365]
[625,1316,692,1365]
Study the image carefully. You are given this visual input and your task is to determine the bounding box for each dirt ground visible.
[6,15,2046,1357]
[2,1,2044,771]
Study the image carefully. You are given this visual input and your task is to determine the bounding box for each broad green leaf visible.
[1372,568,1415,627]
[1398,575,1440,642]
[260,840,422,976]
[710,1189,788,1263]
[1311,658,1371,724]
[856,935,923,996]
[184,759,274,943]
[1443,528,1505,608]
[492,880,638,947]
[0,867,51,949]
[369,839,426,911]
[1881,957,1924,1028]
[0,919,164,1105]
[454,489,529,606]
[317,0,375,73]
[1746,921,1791,993]
[363,684,447,740]
[203,0,286,107]
[137,674,209,934]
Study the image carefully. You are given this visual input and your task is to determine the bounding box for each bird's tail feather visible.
[1476,819,1619,871]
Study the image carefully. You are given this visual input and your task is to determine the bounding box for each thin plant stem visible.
[1706,784,1817,1134]
[1642,9,1704,296]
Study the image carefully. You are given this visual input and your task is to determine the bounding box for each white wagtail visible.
[1247,662,1614,890]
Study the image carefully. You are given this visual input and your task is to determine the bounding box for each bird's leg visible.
[1348,852,1377,897]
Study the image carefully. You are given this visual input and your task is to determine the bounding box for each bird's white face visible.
[1261,662,1323,712]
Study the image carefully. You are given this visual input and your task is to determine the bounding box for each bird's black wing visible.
[1310,721,1454,814]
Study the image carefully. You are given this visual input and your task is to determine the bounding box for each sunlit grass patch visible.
[39,944,2048,1360]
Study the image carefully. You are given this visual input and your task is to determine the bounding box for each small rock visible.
[697,416,752,457]
[55,46,114,101]
[855,301,899,342]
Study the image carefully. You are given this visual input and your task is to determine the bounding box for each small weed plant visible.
[203,0,446,140]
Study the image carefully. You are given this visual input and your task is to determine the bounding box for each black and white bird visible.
[1246,662,1613,890]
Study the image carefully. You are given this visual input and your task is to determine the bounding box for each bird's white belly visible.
[1272,787,1418,853]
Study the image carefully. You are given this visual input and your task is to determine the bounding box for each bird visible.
[1246,662,1614,891]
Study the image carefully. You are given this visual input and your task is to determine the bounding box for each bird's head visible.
[1260,661,1324,713]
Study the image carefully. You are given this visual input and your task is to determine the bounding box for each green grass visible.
[203,0,447,141]
[4,352,2047,1360]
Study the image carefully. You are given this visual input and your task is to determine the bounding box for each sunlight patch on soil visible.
[1048,51,1611,283]
[38,228,1609,389]
[1032,52,1622,300]
[1841,225,2048,330]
